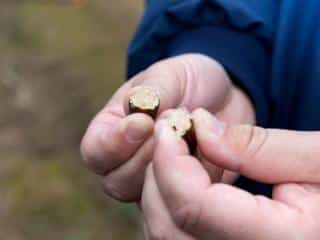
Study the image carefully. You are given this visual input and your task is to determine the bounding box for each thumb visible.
[152,117,298,240]
[124,54,231,115]
[193,108,320,184]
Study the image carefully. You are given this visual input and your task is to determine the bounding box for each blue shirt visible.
[127,0,320,197]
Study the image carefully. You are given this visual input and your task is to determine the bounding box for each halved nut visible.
[168,108,197,154]
[129,87,160,119]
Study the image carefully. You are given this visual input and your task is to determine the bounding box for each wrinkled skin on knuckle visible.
[140,57,186,83]
[225,125,269,161]
[132,57,186,107]
[142,53,225,87]
[180,54,231,111]
[186,54,231,92]
[131,54,231,113]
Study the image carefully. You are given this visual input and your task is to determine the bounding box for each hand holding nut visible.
[129,87,160,119]
[81,54,254,203]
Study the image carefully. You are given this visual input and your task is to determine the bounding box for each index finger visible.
[193,108,320,184]
[152,120,300,240]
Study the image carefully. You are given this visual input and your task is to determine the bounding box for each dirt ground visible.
[0,1,144,239]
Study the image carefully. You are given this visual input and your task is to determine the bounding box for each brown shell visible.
[128,102,159,119]
[182,119,197,155]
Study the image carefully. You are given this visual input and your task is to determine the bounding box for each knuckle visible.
[149,57,188,81]
[145,54,227,85]
[245,126,269,158]
[183,54,227,78]
[102,180,138,203]
[147,54,205,78]
[227,125,269,159]
[172,202,202,233]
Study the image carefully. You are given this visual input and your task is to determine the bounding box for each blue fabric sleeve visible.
[165,26,270,126]
[127,0,279,126]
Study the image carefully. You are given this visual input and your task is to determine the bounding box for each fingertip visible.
[120,113,154,144]
[153,115,211,188]
[153,154,211,219]
[192,108,239,172]
[192,108,225,138]
[81,113,154,176]
[153,119,191,183]
[154,119,175,140]
[154,119,189,157]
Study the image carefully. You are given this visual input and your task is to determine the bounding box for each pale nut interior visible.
[129,88,160,110]
[168,108,192,138]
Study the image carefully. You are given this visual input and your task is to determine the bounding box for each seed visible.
[128,87,160,119]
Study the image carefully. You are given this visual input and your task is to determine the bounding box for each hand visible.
[142,109,320,240]
[80,54,254,202]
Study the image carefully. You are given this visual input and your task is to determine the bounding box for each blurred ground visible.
[0,1,143,239]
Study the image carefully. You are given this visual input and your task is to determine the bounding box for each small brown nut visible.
[168,108,197,155]
[128,87,160,119]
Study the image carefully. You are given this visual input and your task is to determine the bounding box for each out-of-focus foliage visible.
[0,1,143,239]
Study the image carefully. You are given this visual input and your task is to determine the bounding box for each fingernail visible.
[195,109,225,138]
[124,118,150,143]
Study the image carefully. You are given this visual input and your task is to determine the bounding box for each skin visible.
[80,54,254,202]
[144,112,320,240]
[81,53,320,239]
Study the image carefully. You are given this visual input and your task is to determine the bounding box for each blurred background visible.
[0,1,144,239]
